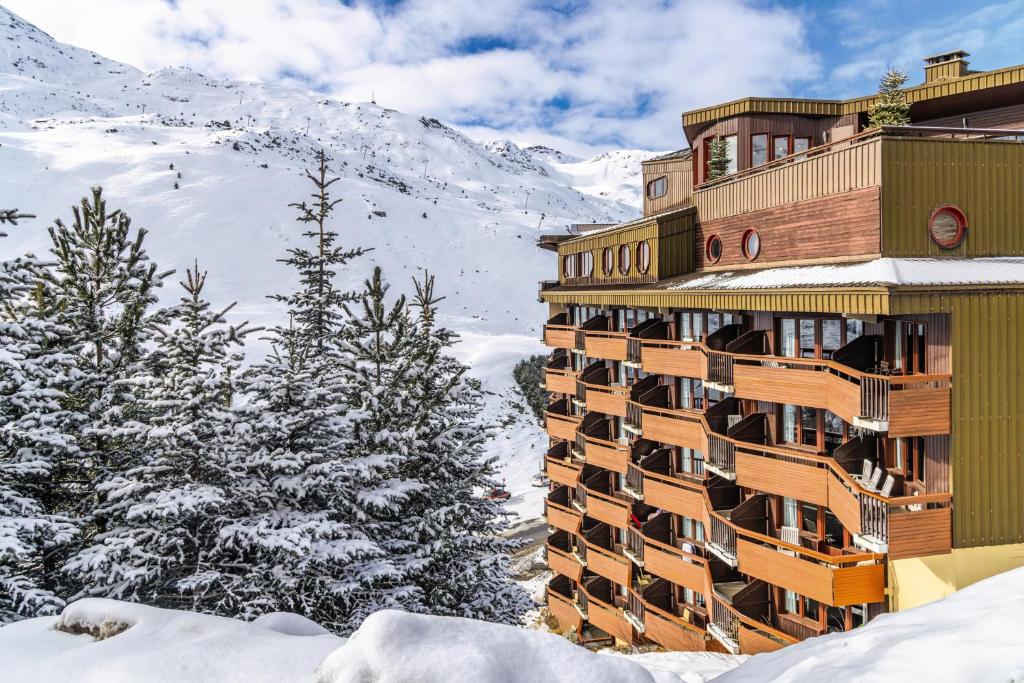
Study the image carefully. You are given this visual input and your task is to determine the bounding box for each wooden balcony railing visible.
[545,498,583,534]
[584,540,631,586]
[579,484,631,529]
[582,435,629,474]
[546,537,584,582]
[859,491,952,558]
[627,338,952,437]
[544,453,583,488]
[583,382,629,417]
[583,330,629,362]
[579,585,633,643]
[710,593,798,655]
[543,323,577,350]
[546,584,584,633]
[544,367,578,395]
[545,410,582,442]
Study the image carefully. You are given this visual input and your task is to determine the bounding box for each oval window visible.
[618,244,631,275]
[637,240,651,274]
[563,254,575,278]
[581,251,594,277]
[706,235,722,264]
[646,176,668,199]
[741,229,761,260]
[929,205,967,248]
[602,247,614,276]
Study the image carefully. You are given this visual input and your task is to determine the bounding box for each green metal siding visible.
[882,138,1024,257]
[892,292,1024,548]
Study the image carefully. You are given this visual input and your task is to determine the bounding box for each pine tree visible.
[370,271,531,624]
[0,216,78,622]
[65,262,251,609]
[707,136,731,180]
[41,187,169,594]
[221,152,403,631]
[868,68,911,128]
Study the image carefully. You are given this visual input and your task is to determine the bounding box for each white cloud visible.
[3,0,821,151]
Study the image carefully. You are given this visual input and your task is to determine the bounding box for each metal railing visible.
[708,434,735,475]
[861,376,889,422]
[626,526,645,564]
[711,595,739,642]
[625,463,645,498]
[710,516,737,561]
[708,351,733,386]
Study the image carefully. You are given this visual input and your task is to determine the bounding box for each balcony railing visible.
[544,367,578,395]
[625,335,952,437]
[543,313,577,349]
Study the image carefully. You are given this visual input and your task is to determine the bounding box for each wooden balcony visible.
[732,357,951,437]
[545,453,583,488]
[546,537,584,582]
[583,383,629,417]
[640,339,706,377]
[584,541,631,586]
[641,536,710,596]
[544,367,578,395]
[583,330,629,361]
[544,323,578,350]
[546,581,583,633]
[580,485,632,529]
[628,587,709,652]
[638,469,708,525]
[545,498,582,534]
[635,404,708,452]
[736,539,884,607]
[859,491,952,558]
[545,411,582,442]
[580,586,633,643]
[582,435,629,474]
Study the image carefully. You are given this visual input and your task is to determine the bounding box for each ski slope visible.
[0,6,658,524]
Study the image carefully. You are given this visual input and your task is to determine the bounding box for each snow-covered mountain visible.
[0,6,661,523]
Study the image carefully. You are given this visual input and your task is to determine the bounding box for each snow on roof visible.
[659,257,1024,290]
[563,206,694,243]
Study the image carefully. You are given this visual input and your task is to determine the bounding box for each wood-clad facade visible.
[539,49,1024,654]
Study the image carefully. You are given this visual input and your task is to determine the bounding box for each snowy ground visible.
[0,6,655,528]
[5,565,1024,682]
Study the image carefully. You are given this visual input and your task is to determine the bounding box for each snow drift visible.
[4,566,1024,682]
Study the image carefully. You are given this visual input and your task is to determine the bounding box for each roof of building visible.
[558,206,694,246]
[642,149,692,163]
[656,257,1024,291]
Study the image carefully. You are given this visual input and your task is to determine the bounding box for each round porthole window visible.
[741,229,761,260]
[929,205,967,248]
[706,234,722,264]
[618,244,631,275]
[637,240,651,274]
[602,247,614,276]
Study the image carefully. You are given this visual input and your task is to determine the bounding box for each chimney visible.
[923,50,970,83]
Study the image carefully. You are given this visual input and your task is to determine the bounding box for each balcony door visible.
[885,319,927,374]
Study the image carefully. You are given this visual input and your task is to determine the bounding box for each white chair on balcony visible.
[856,459,873,485]
[863,466,884,492]
[879,474,896,498]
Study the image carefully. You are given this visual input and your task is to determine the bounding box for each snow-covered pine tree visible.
[868,68,911,128]
[0,214,78,622]
[66,262,251,610]
[41,187,169,595]
[335,266,429,623]
[375,271,531,624]
[707,136,731,180]
[223,152,404,631]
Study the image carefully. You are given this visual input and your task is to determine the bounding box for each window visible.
[794,137,811,154]
[618,244,631,275]
[928,204,967,248]
[637,240,651,274]
[705,234,722,264]
[782,497,798,527]
[601,246,614,276]
[751,133,769,167]
[581,251,594,277]
[892,436,926,487]
[647,176,668,199]
[741,229,761,260]
[723,135,737,175]
[563,254,575,278]
[773,135,790,160]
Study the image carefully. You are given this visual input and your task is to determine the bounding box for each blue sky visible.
[6,0,1024,155]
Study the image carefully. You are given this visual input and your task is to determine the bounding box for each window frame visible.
[618,243,631,275]
[772,134,792,161]
[636,240,652,274]
[646,175,668,200]
[601,246,614,276]
[928,204,968,249]
[705,234,723,264]
[741,228,761,260]
[750,133,769,167]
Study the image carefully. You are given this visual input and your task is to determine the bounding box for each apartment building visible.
[539,50,1024,654]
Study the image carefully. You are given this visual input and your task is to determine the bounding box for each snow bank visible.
[315,609,679,683]
[0,599,344,683]
[717,565,1024,683]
